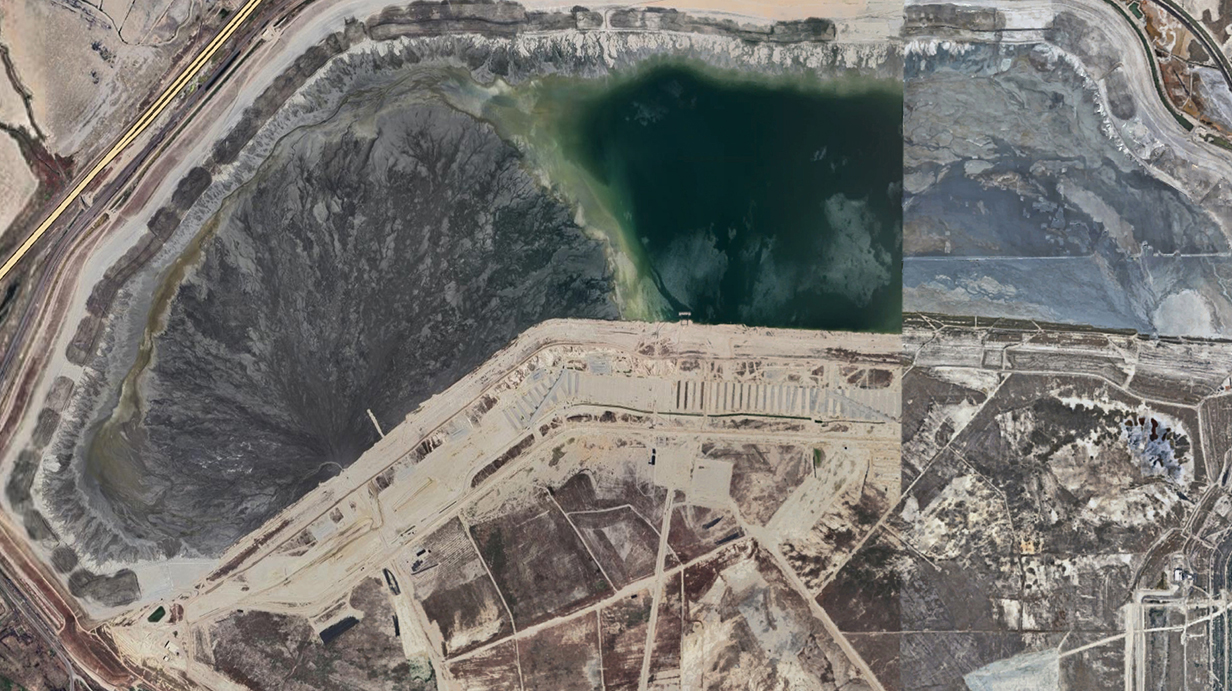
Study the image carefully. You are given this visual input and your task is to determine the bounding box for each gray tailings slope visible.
[60,85,616,560]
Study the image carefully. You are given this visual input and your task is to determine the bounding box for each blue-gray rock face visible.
[904,36,1232,335]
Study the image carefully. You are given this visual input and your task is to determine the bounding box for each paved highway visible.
[0,0,266,284]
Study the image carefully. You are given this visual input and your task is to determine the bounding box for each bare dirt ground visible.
[0,138,35,240]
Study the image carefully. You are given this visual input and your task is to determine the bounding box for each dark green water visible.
[551,63,902,332]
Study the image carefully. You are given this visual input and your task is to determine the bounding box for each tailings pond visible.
[496,61,903,331]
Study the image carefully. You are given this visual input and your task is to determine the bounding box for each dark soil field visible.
[410,518,512,657]
[469,489,610,628]
[708,442,809,526]
[667,503,743,563]
[598,589,652,691]
[210,578,427,691]
[519,613,603,690]
[447,639,521,691]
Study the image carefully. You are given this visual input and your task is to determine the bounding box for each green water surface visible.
[542,63,903,331]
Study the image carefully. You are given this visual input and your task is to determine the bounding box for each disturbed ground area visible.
[0,0,226,377]
[1121,0,1232,137]
[393,352,900,690]
[0,0,217,156]
[818,315,1232,690]
[0,592,77,691]
[1179,0,1232,48]
[903,3,1232,337]
[208,577,434,691]
[376,430,888,691]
